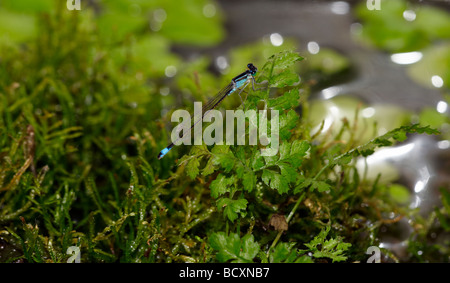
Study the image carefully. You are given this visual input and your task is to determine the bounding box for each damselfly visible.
[158,63,257,159]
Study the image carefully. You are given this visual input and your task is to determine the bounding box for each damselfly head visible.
[247,63,257,75]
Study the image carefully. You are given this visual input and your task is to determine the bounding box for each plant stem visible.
[285,192,305,223]
[267,192,305,257]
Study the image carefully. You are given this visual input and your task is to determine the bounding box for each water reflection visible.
[431,75,444,88]
[436,101,448,114]
[414,166,431,194]
[310,95,410,144]
[330,1,350,15]
[307,41,320,55]
[150,8,167,31]
[164,65,177,77]
[216,56,229,73]
[320,86,342,100]
[361,107,375,118]
[402,10,416,22]
[353,133,448,260]
[437,140,450,149]
[270,33,284,47]
[355,135,439,209]
[390,51,423,65]
[203,3,217,18]
[357,143,415,167]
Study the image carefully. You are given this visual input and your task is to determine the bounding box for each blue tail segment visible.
[158,143,174,159]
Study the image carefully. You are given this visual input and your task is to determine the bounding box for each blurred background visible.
[0,0,449,262]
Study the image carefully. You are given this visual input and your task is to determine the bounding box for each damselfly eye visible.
[247,63,257,74]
